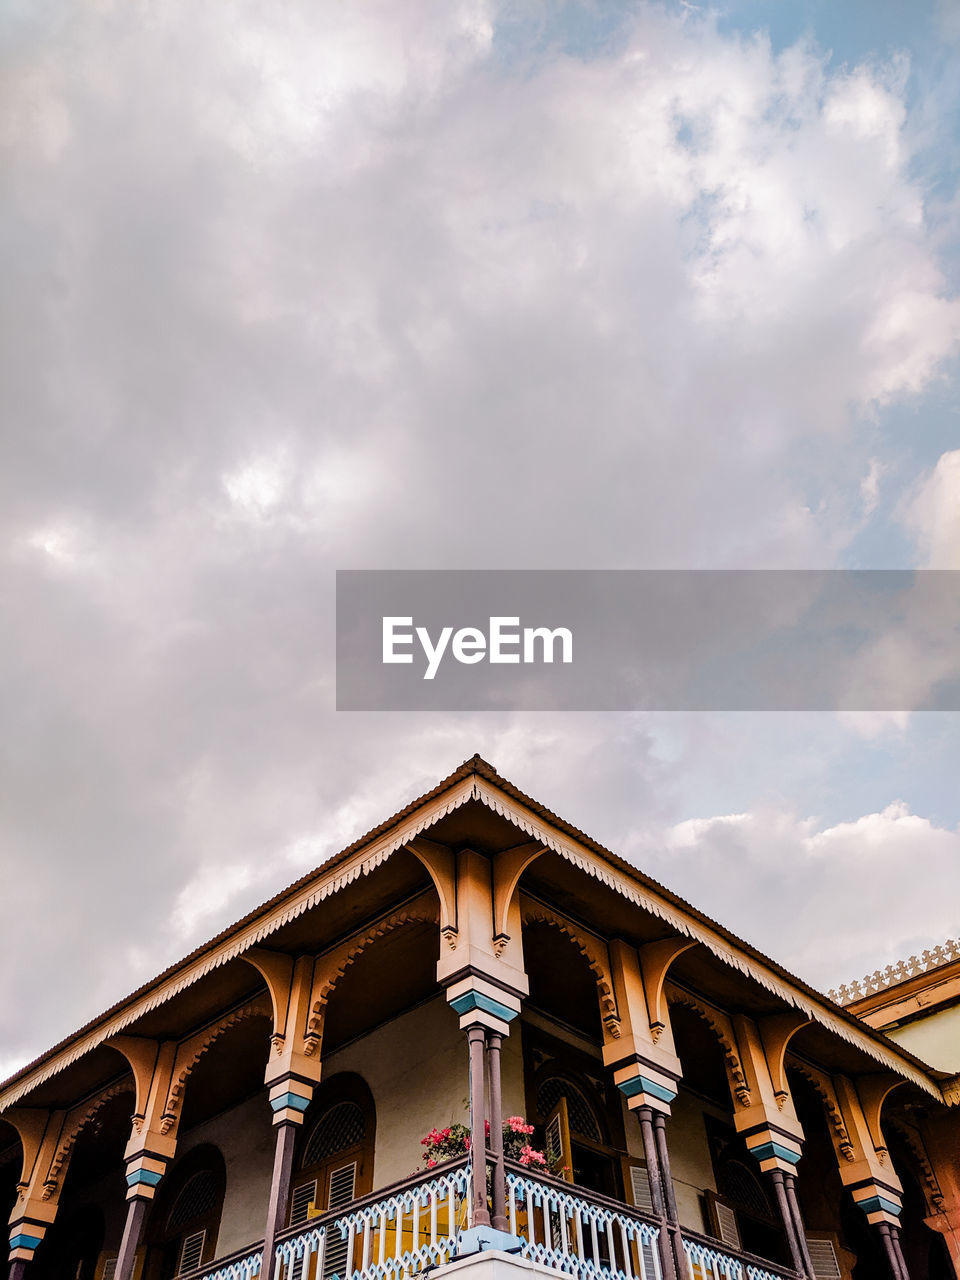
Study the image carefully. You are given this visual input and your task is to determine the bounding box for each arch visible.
[888,1119,946,1216]
[305,902,440,1053]
[493,842,548,942]
[49,1079,134,1184]
[519,900,620,1039]
[665,985,751,1107]
[405,837,458,943]
[786,1059,855,1162]
[161,996,272,1134]
[143,1143,226,1280]
[535,1074,604,1144]
[857,1074,907,1161]
[290,1074,377,1231]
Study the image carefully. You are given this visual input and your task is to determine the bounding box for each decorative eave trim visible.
[0,778,479,1109]
[469,777,940,1099]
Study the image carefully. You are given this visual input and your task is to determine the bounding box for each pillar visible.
[5,1109,70,1275]
[114,1200,148,1280]
[654,1113,688,1280]
[486,1032,507,1230]
[468,1026,491,1227]
[261,1122,299,1280]
[637,1106,676,1280]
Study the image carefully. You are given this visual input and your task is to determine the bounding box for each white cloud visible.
[641,802,960,990]
[900,449,960,568]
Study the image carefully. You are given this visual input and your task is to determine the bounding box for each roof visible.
[0,754,947,1108]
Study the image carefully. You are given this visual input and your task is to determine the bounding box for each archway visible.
[143,1144,227,1279]
[287,1074,376,1277]
[669,1000,790,1268]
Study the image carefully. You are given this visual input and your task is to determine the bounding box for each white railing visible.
[276,1159,470,1280]
[683,1237,789,1280]
[506,1169,662,1280]
[192,1249,262,1280]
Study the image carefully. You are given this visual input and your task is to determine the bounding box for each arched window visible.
[143,1145,225,1280]
[289,1074,376,1278]
[536,1077,603,1143]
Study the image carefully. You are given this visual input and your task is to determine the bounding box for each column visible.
[637,1106,677,1280]
[783,1173,815,1277]
[114,1200,149,1280]
[486,1032,507,1231]
[5,1109,71,1277]
[889,1225,911,1280]
[8,1262,30,1280]
[767,1171,807,1277]
[654,1112,689,1280]
[468,1025,491,1227]
[261,1121,300,1280]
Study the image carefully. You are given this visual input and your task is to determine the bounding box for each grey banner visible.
[336,570,960,711]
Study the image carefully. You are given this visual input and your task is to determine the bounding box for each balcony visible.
[186,1159,800,1280]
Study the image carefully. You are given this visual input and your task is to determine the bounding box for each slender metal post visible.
[262,1120,299,1280]
[637,1106,676,1280]
[654,1112,688,1280]
[486,1031,508,1230]
[468,1025,491,1227]
[8,1262,31,1280]
[115,1197,150,1280]
[784,1173,815,1278]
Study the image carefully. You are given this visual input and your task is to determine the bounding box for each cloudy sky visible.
[2,0,960,1080]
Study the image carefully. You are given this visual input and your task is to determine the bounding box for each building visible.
[2,755,959,1280]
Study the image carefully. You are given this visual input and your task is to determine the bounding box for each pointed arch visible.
[48,1079,134,1184]
[161,995,272,1134]
[305,899,440,1053]
[665,984,752,1107]
[519,899,620,1039]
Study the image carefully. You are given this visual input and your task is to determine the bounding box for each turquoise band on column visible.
[270,1091,311,1113]
[616,1075,677,1104]
[450,991,518,1023]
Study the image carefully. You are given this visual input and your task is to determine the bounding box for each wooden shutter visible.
[625,1160,655,1214]
[323,1162,358,1280]
[178,1230,206,1275]
[290,1179,319,1226]
[544,1098,574,1183]
[705,1191,741,1250]
[807,1236,842,1279]
[99,1259,118,1280]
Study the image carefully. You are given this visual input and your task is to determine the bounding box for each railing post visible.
[467,1025,492,1227]
[262,1120,299,1280]
[486,1031,508,1230]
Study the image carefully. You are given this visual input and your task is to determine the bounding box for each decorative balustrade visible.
[682,1230,798,1280]
[189,1158,798,1280]
[275,1157,470,1280]
[506,1165,662,1280]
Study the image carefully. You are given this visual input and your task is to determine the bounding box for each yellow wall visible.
[884,1003,960,1073]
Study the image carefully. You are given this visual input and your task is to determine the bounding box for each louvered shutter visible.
[714,1201,740,1250]
[287,1183,319,1280]
[323,1162,357,1280]
[100,1260,118,1280]
[807,1237,842,1279]
[544,1098,573,1183]
[629,1162,654,1214]
[178,1230,206,1275]
[290,1180,319,1226]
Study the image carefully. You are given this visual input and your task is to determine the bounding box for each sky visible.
[1,0,959,1080]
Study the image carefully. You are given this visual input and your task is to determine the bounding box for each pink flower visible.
[518,1146,547,1167]
[427,1158,437,1168]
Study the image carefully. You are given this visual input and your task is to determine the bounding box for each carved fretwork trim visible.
[519,898,621,1039]
[305,902,440,1055]
[48,1078,133,1188]
[889,1118,946,1213]
[160,995,272,1134]
[787,1059,855,1161]
[665,984,751,1107]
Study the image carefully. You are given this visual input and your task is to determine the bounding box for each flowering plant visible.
[420,1116,547,1169]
